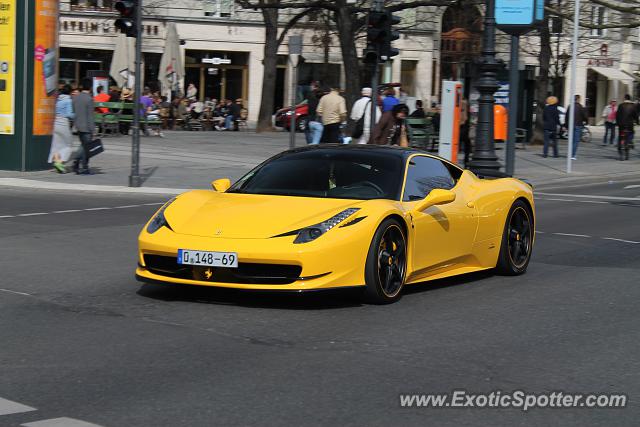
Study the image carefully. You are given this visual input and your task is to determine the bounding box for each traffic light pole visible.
[505,35,519,177]
[370,64,379,139]
[129,0,143,187]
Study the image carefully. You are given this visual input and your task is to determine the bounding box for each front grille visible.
[143,255,303,285]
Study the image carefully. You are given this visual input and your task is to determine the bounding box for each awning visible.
[589,67,635,83]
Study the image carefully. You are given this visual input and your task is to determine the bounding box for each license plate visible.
[177,249,238,268]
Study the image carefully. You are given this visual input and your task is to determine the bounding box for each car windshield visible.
[229,149,404,200]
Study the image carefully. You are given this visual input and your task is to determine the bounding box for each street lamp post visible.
[129,0,143,187]
[468,0,503,175]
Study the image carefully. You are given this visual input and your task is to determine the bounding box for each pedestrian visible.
[139,89,155,135]
[304,88,324,145]
[70,78,95,174]
[94,86,110,113]
[542,96,560,158]
[460,97,472,166]
[601,99,617,146]
[317,86,347,144]
[350,87,381,145]
[186,83,198,100]
[565,94,588,160]
[409,100,426,118]
[615,94,639,161]
[382,88,399,113]
[48,84,75,173]
[371,104,409,147]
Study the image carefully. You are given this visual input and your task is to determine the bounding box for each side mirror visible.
[212,178,231,193]
[412,189,456,213]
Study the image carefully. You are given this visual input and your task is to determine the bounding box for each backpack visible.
[352,100,371,139]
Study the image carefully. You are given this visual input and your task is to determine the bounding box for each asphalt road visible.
[0,179,639,427]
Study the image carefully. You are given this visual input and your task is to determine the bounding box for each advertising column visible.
[0,0,16,135]
[32,0,58,136]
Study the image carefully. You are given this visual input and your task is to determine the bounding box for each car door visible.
[402,155,479,275]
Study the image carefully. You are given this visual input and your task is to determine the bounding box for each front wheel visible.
[496,200,534,275]
[364,218,407,304]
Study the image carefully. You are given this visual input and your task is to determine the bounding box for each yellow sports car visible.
[136,145,535,304]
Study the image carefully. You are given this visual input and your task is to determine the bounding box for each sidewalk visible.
[0,126,638,194]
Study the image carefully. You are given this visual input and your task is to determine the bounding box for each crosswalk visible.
[0,397,104,427]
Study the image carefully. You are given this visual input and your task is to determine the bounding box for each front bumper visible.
[136,226,370,291]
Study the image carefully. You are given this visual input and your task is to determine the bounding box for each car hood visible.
[165,190,366,239]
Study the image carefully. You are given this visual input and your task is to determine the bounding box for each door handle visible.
[466,201,475,208]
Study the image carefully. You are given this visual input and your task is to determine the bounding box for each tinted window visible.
[403,156,456,201]
[229,149,404,200]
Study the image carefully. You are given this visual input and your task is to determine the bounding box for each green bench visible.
[405,117,435,151]
[95,101,162,137]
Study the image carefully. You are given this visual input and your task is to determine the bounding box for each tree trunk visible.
[334,4,360,113]
[532,23,552,145]
[256,7,279,133]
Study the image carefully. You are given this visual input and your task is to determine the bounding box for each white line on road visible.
[22,417,104,427]
[114,205,141,209]
[17,212,48,217]
[577,200,608,204]
[553,233,591,238]
[0,288,32,296]
[0,178,188,195]
[0,215,15,218]
[535,231,545,234]
[537,192,640,201]
[83,207,111,211]
[0,397,36,416]
[623,184,640,189]
[544,198,575,202]
[53,210,82,214]
[602,237,640,244]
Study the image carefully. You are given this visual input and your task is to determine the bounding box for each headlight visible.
[294,208,360,244]
[146,198,175,234]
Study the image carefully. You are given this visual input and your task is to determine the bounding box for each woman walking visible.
[47,85,75,173]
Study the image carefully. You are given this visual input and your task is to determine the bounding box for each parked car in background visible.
[275,101,308,132]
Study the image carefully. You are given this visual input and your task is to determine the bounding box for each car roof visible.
[281,143,433,160]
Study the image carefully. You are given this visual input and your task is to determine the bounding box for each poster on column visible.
[0,0,16,135]
[32,0,58,136]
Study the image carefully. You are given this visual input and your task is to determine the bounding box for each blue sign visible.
[535,0,544,22]
[495,0,535,26]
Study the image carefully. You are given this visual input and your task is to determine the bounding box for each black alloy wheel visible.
[364,218,407,304]
[496,200,534,275]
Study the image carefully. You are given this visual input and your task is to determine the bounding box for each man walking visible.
[317,86,347,144]
[542,96,560,158]
[565,94,588,160]
[350,87,380,144]
[71,78,95,174]
[616,94,639,161]
[601,99,617,146]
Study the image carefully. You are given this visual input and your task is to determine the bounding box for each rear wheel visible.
[496,200,534,275]
[364,218,407,304]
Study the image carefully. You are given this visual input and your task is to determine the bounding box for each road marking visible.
[0,204,163,219]
[602,237,640,244]
[114,205,141,209]
[553,233,591,238]
[577,200,608,204]
[22,418,104,427]
[83,207,111,211]
[535,231,545,234]
[0,288,32,296]
[0,397,36,415]
[53,210,82,214]
[143,202,165,206]
[544,198,574,202]
[623,185,640,189]
[537,192,640,201]
[0,215,15,218]
[17,212,48,217]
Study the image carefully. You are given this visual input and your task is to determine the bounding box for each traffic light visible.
[362,10,401,64]
[115,1,138,37]
[380,12,401,61]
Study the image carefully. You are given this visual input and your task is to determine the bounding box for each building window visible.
[203,0,234,18]
[550,17,563,35]
[589,6,606,37]
[70,0,114,11]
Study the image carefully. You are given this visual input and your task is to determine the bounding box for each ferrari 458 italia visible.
[136,145,535,303]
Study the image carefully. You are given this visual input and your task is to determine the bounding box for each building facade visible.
[60,0,639,126]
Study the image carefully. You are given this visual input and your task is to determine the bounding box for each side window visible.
[403,156,456,201]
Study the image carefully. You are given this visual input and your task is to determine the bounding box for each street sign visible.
[202,58,231,65]
[495,0,544,34]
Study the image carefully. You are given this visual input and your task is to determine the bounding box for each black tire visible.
[496,200,534,275]
[363,218,408,304]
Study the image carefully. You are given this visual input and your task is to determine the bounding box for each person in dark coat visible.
[371,104,409,146]
[409,100,426,118]
[615,94,639,161]
[542,96,561,158]
[565,94,588,160]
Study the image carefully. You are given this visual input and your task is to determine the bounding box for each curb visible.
[0,178,190,195]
